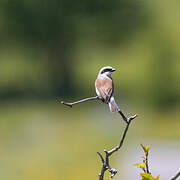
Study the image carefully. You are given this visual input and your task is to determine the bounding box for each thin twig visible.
[97,112,137,179]
[170,171,180,180]
[61,96,99,108]
[118,109,128,123]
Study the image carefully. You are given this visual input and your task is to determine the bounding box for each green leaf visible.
[141,144,150,156]
[154,175,160,180]
[141,144,147,154]
[134,163,145,169]
[140,173,155,180]
[140,173,160,180]
[146,146,150,152]
[145,145,150,156]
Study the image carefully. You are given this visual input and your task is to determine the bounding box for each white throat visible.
[98,72,112,79]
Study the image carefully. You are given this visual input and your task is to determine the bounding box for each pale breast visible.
[95,77,114,102]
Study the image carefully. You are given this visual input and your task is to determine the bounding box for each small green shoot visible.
[134,144,160,180]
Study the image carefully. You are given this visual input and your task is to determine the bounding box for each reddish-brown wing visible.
[95,78,114,102]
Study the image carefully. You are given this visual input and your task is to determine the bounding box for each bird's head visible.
[98,66,116,77]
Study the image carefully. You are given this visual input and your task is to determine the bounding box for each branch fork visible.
[61,96,137,179]
[97,113,137,180]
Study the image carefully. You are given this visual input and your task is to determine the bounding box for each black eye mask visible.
[101,68,112,74]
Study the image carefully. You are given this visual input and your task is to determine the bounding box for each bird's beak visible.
[111,68,116,72]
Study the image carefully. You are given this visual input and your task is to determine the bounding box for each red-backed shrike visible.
[95,66,119,112]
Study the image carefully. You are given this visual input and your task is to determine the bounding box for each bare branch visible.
[97,152,105,164]
[61,95,137,179]
[170,171,180,180]
[97,152,107,180]
[61,96,99,108]
[97,113,137,179]
[106,114,137,156]
[118,109,137,123]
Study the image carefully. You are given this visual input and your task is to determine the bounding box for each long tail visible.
[108,96,119,112]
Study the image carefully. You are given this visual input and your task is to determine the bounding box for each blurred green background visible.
[0,0,180,179]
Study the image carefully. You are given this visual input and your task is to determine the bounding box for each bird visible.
[95,66,120,112]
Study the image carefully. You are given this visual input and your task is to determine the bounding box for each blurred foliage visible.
[0,0,146,97]
[0,0,179,110]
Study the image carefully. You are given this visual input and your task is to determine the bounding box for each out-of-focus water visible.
[120,141,180,180]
